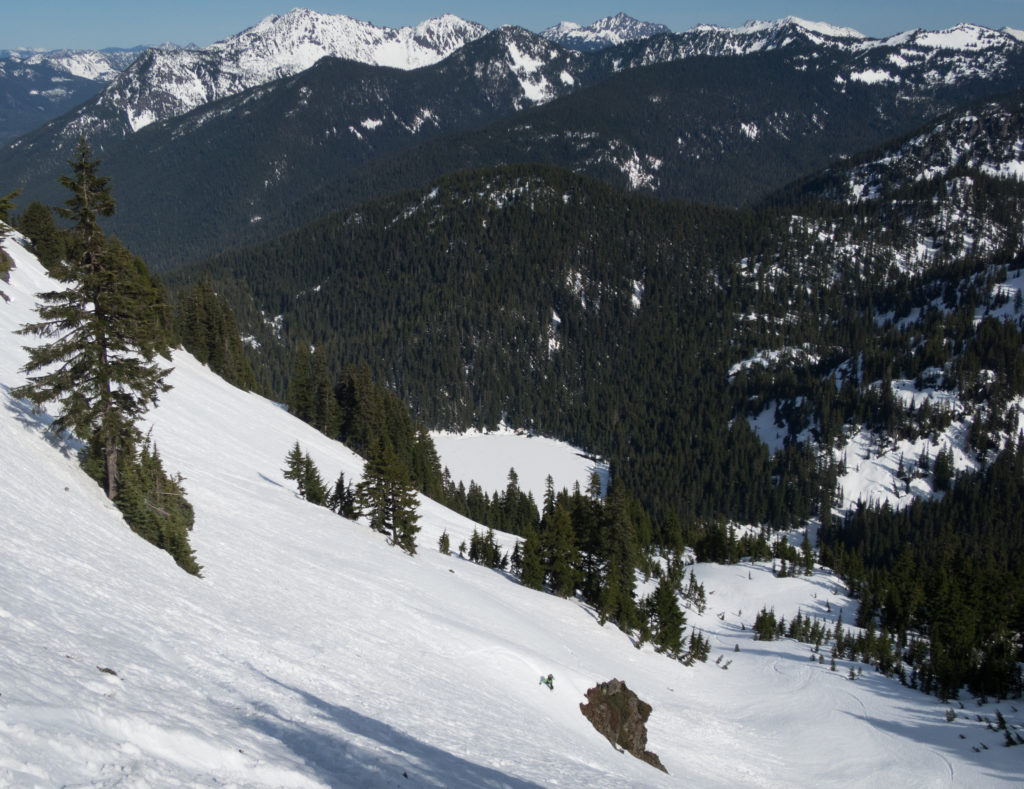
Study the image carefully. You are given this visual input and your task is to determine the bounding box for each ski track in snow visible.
[1,237,1022,786]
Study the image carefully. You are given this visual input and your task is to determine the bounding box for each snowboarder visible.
[540,673,554,690]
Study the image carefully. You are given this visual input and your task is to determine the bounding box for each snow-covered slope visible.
[2,239,1022,786]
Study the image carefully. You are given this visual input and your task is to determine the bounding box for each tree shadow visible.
[2,383,85,457]
[240,670,546,789]
[837,703,1024,783]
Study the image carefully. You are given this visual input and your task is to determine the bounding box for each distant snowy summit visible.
[212,9,487,73]
[722,16,867,40]
[691,17,1023,52]
[92,8,488,133]
[541,12,671,51]
[0,46,146,82]
[16,9,1024,147]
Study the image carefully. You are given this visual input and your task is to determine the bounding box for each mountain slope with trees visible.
[6,239,1022,786]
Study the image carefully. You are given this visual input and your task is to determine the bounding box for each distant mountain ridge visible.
[0,46,147,143]
[541,12,672,51]
[19,11,1024,147]
[3,14,1023,268]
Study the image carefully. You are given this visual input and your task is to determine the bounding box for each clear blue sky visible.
[5,1,1024,51]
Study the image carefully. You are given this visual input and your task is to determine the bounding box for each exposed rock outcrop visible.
[579,679,666,773]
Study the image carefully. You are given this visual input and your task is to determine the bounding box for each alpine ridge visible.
[47,9,489,137]
[541,13,672,52]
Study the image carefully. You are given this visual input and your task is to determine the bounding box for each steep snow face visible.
[76,9,488,134]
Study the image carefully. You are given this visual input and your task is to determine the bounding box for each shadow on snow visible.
[241,670,547,789]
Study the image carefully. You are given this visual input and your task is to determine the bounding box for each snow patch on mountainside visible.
[850,68,899,84]
[506,39,554,104]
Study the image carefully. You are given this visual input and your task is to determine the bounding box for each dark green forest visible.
[163,140,1024,698]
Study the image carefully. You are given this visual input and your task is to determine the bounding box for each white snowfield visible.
[431,428,608,503]
[1,239,1021,786]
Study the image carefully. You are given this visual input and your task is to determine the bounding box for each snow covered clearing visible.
[431,427,607,502]
[1,239,1022,786]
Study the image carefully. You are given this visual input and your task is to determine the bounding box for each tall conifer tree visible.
[544,503,580,597]
[13,141,169,500]
[0,189,18,301]
[356,439,421,554]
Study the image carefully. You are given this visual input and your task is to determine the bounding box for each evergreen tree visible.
[114,434,201,575]
[283,441,307,495]
[801,531,815,575]
[438,529,451,555]
[686,629,711,664]
[310,345,340,436]
[281,441,327,505]
[286,343,313,422]
[510,539,523,574]
[649,575,685,658]
[13,141,170,500]
[596,482,640,630]
[328,470,357,518]
[356,439,421,554]
[933,445,955,492]
[175,280,256,390]
[519,525,546,590]
[0,189,19,301]
[544,502,580,597]
[543,474,556,517]
[18,199,65,271]
[300,451,329,506]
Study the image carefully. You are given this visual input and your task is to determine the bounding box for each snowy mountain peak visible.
[541,12,671,51]
[736,16,867,40]
[74,8,488,135]
[212,8,487,71]
[901,22,1016,50]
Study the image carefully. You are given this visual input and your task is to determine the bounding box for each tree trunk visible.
[105,432,119,500]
